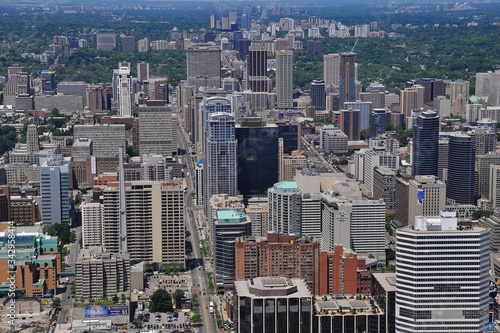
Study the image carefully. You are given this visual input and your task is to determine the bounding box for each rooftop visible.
[217,210,247,224]
[234,277,311,298]
[273,180,299,193]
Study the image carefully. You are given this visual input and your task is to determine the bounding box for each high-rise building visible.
[394,177,410,227]
[373,166,396,210]
[276,50,293,109]
[245,198,269,237]
[324,53,340,89]
[339,52,356,106]
[116,66,134,116]
[268,180,302,237]
[450,79,470,103]
[74,124,126,157]
[203,112,238,216]
[301,193,322,238]
[248,45,267,92]
[186,45,221,89]
[40,156,71,225]
[363,147,400,195]
[470,128,496,155]
[360,91,385,109]
[477,153,500,199]
[102,181,185,263]
[414,78,445,104]
[339,108,360,141]
[138,103,177,157]
[233,277,313,333]
[446,133,475,204]
[344,100,372,130]
[95,30,116,51]
[310,79,326,110]
[40,71,57,94]
[412,110,439,177]
[138,38,149,52]
[81,202,104,247]
[235,119,278,196]
[319,125,348,154]
[438,138,449,181]
[137,62,150,82]
[401,85,425,125]
[88,86,111,111]
[395,212,490,333]
[490,165,500,209]
[121,36,135,51]
[407,175,446,225]
[213,210,251,285]
[369,108,387,138]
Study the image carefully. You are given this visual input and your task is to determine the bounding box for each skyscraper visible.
[412,110,439,177]
[396,212,490,333]
[248,45,267,92]
[40,156,71,225]
[369,108,387,138]
[138,102,177,157]
[339,108,360,141]
[324,53,340,90]
[268,180,302,237]
[339,52,356,106]
[446,133,476,204]
[415,78,445,104]
[117,66,133,116]
[310,79,326,110]
[40,71,57,94]
[137,62,150,82]
[276,50,293,109]
[186,45,221,89]
[203,112,238,216]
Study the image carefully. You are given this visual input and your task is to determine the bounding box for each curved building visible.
[446,133,475,204]
[412,110,439,177]
[268,180,302,237]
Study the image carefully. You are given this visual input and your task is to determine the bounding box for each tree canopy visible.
[149,289,173,313]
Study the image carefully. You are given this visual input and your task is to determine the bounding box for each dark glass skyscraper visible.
[310,79,326,110]
[446,133,476,204]
[369,108,387,138]
[236,120,278,196]
[412,110,439,177]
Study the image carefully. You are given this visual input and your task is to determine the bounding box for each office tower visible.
[138,38,149,52]
[450,79,470,102]
[339,108,360,141]
[476,70,500,105]
[414,78,445,103]
[81,202,103,247]
[363,147,400,195]
[268,180,302,237]
[27,124,39,158]
[438,138,448,181]
[3,70,30,107]
[186,45,221,89]
[88,86,111,112]
[213,210,251,285]
[321,192,386,262]
[75,247,130,299]
[477,154,500,199]
[369,108,387,138]
[344,100,372,129]
[235,119,278,196]
[310,79,326,110]
[116,66,133,116]
[210,14,215,29]
[40,71,56,94]
[339,52,356,106]
[319,125,348,154]
[301,193,322,238]
[57,81,88,106]
[412,110,439,177]
[235,234,320,293]
[446,133,475,204]
[137,62,150,82]
[95,30,116,50]
[138,103,177,157]
[401,85,424,124]
[373,166,396,210]
[102,181,184,263]
[490,165,500,209]
[237,39,251,61]
[121,36,135,51]
[233,277,313,333]
[471,128,496,155]
[153,79,169,104]
[394,177,410,227]
[276,50,293,109]
[40,156,70,225]
[407,175,446,225]
[140,155,172,182]
[74,124,126,157]
[395,212,490,333]
[276,123,299,154]
[203,112,238,217]
[241,8,251,30]
[360,91,385,109]
[248,45,267,92]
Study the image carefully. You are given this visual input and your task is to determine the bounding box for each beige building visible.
[408,176,446,225]
[490,164,500,209]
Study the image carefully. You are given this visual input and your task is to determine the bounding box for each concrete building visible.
[483,215,500,252]
[268,180,302,237]
[319,125,348,154]
[248,45,268,92]
[339,52,356,106]
[373,166,396,211]
[363,148,400,195]
[395,212,490,333]
[394,177,410,227]
[116,66,134,116]
[324,53,340,90]
[40,156,71,225]
[301,193,322,239]
[88,86,111,112]
[245,197,269,237]
[74,124,126,157]
[407,176,446,227]
[233,277,313,333]
[235,234,320,294]
[339,108,361,141]
[369,108,387,138]
[102,181,185,263]
[490,165,500,209]
[95,30,116,50]
[75,247,130,299]
[138,103,177,157]
[276,50,294,109]
[344,101,372,130]
[372,272,396,333]
[470,128,495,155]
[401,85,424,125]
[311,79,326,110]
[186,45,221,89]
[71,138,93,160]
[477,153,500,199]
[213,210,252,285]
[137,62,150,82]
[138,38,149,52]
[81,202,104,248]
[121,36,135,51]
[56,82,88,106]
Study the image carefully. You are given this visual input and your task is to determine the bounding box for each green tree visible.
[149,289,173,313]
[71,282,76,295]
[132,318,143,329]
[472,210,494,220]
[112,295,119,303]
[172,289,184,308]
[44,223,72,245]
[51,108,61,117]
[126,144,139,157]
[52,297,61,308]
[190,314,202,325]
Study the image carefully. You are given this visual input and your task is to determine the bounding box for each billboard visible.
[85,306,108,318]
[108,305,129,317]
[417,188,424,205]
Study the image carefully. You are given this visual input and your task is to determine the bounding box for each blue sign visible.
[108,305,129,317]
[85,306,108,318]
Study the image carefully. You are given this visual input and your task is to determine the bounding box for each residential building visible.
[477,153,500,199]
[373,166,396,210]
[363,147,399,195]
[446,133,475,204]
[301,193,322,238]
[137,62,150,82]
[318,245,362,296]
[490,165,500,209]
[412,110,439,177]
[268,180,302,237]
[245,197,269,237]
[414,78,445,104]
[81,202,104,248]
[324,53,340,90]
[276,50,294,108]
[395,212,490,333]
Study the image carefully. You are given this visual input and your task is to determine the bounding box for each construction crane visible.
[351,39,359,53]
[195,72,219,88]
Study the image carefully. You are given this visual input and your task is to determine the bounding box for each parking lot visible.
[135,310,191,332]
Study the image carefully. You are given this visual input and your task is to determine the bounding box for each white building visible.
[117,66,133,116]
[363,148,400,194]
[268,180,302,237]
[319,125,348,154]
[81,202,104,247]
[276,50,293,109]
[396,211,490,333]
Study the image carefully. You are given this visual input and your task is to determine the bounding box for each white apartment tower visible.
[117,66,134,116]
[276,50,293,109]
[81,202,104,247]
[324,53,340,89]
[396,211,490,333]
